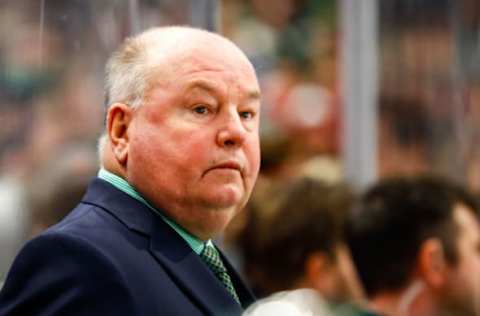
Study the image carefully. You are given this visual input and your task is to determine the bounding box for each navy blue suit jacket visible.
[0,178,255,315]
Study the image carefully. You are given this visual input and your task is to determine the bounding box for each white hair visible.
[97,133,108,167]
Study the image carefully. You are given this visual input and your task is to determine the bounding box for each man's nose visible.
[216,114,247,148]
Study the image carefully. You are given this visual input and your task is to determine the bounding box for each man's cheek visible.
[247,146,261,175]
[182,143,209,168]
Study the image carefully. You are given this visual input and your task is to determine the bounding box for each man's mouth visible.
[204,161,243,176]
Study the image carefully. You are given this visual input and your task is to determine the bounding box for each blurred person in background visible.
[0,3,106,291]
[377,96,431,177]
[0,7,65,287]
[239,177,375,315]
[25,144,97,238]
[0,26,260,315]
[0,143,96,290]
[347,176,480,316]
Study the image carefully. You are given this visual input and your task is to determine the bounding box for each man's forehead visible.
[149,35,256,74]
[144,36,260,100]
[183,77,260,98]
[174,51,255,77]
[149,55,259,93]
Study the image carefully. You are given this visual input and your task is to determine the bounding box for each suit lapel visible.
[149,219,244,315]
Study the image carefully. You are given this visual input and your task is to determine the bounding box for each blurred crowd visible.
[240,174,480,316]
[1,0,480,315]
[0,0,192,279]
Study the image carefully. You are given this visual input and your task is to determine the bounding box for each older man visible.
[0,26,260,315]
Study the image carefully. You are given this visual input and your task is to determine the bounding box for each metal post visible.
[339,0,379,190]
[129,0,141,35]
[190,0,221,32]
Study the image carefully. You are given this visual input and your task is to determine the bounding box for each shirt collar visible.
[98,168,211,254]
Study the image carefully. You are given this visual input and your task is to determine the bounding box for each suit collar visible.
[82,178,253,314]
[97,170,207,254]
[82,177,156,235]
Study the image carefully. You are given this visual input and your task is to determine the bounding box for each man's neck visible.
[369,284,439,316]
[370,293,404,316]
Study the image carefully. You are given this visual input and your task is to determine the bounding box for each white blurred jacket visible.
[243,289,333,316]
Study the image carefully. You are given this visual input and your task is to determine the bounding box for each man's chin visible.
[202,185,245,211]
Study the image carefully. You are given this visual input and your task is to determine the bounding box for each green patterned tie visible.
[200,245,241,304]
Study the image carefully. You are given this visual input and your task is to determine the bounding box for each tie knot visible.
[200,245,227,274]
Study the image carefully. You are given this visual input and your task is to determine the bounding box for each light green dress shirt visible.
[98,168,213,255]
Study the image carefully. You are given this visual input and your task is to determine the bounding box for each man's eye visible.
[193,105,209,115]
[240,111,254,120]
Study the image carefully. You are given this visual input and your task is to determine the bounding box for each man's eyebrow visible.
[248,90,261,101]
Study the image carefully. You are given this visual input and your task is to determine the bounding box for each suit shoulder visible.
[45,202,131,245]
[48,201,108,232]
[0,232,136,315]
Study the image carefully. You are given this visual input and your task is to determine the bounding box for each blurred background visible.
[0,0,479,298]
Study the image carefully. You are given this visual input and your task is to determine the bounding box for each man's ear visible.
[417,238,448,289]
[106,103,134,165]
[304,252,333,289]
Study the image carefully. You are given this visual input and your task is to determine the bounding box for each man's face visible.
[443,204,480,316]
[126,41,261,239]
